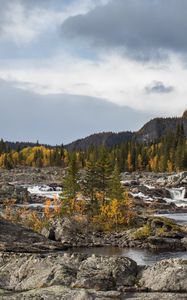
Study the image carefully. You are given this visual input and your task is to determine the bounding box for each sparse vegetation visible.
[133,224,152,239]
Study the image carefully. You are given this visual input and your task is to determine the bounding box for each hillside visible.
[135,117,187,143]
[66,131,133,151]
[66,111,187,150]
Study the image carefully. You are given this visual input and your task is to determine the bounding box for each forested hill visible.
[65,132,133,152]
[0,140,55,153]
[66,111,187,151]
[0,111,186,171]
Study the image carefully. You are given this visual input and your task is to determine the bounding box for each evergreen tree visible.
[108,162,123,200]
[63,153,80,199]
[174,124,186,170]
[95,147,112,204]
[83,158,98,202]
[3,153,14,169]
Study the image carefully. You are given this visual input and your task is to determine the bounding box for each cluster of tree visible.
[2,157,135,231]
[0,145,67,169]
[75,124,187,173]
[0,124,186,172]
[62,151,135,229]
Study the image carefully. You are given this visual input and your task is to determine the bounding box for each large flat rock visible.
[0,219,64,252]
[1,288,187,299]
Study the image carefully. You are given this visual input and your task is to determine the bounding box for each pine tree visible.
[95,147,112,204]
[63,153,80,200]
[3,153,14,169]
[174,123,186,171]
[83,158,98,202]
[108,162,123,200]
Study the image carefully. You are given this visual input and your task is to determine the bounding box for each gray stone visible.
[74,255,137,290]
[0,219,64,253]
[139,258,187,292]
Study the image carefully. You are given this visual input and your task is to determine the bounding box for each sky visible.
[0,0,186,144]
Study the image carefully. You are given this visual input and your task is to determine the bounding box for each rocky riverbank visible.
[0,167,64,204]
[1,168,187,298]
[41,216,187,252]
[1,217,187,299]
[1,251,187,299]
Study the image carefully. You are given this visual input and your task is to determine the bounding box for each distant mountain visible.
[135,117,187,143]
[65,131,133,151]
[65,111,187,151]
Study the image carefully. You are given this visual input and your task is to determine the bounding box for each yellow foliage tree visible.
[127,152,133,172]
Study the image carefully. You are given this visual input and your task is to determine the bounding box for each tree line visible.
[0,124,186,172]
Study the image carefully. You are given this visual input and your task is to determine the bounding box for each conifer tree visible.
[63,153,80,200]
[83,157,98,202]
[95,147,112,204]
[108,162,123,200]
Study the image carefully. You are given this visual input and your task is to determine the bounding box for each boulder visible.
[139,258,187,292]
[1,252,187,298]
[42,217,76,243]
[74,255,137,290]
[0,252,137,292]
[147,236,184,251]
[0,252,84,291]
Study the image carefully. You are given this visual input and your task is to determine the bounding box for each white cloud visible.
[0,52,186,116]
[0,0,109,45]
[0,0,185,118]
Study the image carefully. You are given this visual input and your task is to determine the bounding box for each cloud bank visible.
[0,0,186,143]
[0,80,154,144]
[62,0,187,60]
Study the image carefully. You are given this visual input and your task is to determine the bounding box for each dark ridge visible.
[65,112,187,151]
[65,131,133,151]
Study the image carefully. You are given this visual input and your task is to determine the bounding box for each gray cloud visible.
[145,81,174,94]
[0,80,154,145]
[61,0,187,60]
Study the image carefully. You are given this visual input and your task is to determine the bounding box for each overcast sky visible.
[0,0,186,144]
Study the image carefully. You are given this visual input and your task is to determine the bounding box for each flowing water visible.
[4,184,187,266]
[155,212,187,225]
[165,187,187,207]
[169,187,186,200]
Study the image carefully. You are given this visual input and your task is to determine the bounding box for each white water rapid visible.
[169,187,186,200]
[166,187,187,207]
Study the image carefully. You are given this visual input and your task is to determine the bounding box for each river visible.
[71,247,187,265]
[72,211,187,266]
[154,212,187,225]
